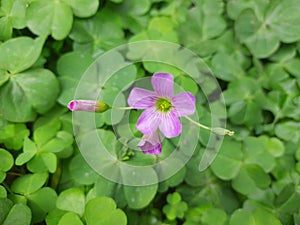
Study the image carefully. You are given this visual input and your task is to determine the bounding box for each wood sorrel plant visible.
[68,72,233,155]
[2,0,298,224]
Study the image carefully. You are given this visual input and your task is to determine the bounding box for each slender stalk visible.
[2,182,14,195]
[184,116,211,131]
[184,116,234,136]
[111,106,133,110]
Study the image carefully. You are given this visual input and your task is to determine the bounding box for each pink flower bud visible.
[137,130,162,154]
[68,100,110,113]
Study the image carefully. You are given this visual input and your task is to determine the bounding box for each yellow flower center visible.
[156,98,172,112]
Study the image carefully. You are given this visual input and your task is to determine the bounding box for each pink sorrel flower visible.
[137,130,162,154]
[68,100,110,113]
[128,72,196,138]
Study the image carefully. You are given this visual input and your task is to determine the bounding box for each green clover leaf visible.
[0,202,32,225]
[57,212,83,225]
[0,0,27,40]
[11,173,48,195]
[56,188,85,216]
[0,148,14,183]
[16,119,73,173]
[0,124,29,150]
[163,192,188,221]
[179,0,226,56]
[85,197,127,225]
[70,9,124,52]
[26,0,99,40]
[0,36,59,122]
[230,208,282,225]
[235,0,300,58]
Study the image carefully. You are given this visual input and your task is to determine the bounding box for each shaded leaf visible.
[28,187,57,223]
[211,140,243,180]
[2,203,32,225]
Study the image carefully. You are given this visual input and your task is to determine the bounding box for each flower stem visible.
[184,116,211,130]
[111,106,133,110]
[184,116,234,136]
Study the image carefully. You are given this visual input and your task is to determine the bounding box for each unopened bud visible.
[211,127,234,136]
[68,100,110,113]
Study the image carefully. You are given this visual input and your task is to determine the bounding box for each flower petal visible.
[137,130,162,154]
[159,111,181,138]
[172,92,196,116]
[128,88,156,109]
[137,107,160,134]
[151,72,174,97]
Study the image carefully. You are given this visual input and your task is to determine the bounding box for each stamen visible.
[156,98,172,112]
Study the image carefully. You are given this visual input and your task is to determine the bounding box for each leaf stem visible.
[2,182,14,195]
